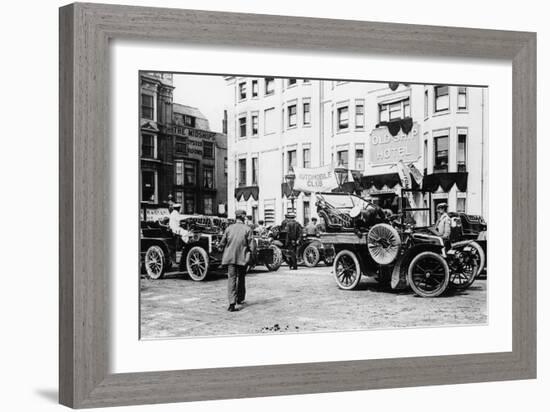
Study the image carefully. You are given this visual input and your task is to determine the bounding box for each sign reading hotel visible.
[293,165,339,193]
[369,123,420,165]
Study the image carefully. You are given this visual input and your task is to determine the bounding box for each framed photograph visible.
[59,3,536,408]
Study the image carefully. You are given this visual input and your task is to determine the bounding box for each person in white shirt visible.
[434,203,451,240]
[168,203,190,243]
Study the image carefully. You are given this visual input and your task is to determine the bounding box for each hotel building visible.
[224,77,488,225]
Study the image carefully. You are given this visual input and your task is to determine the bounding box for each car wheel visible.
[367,223,401,265]
[333,250,362,290]
[303,244,320,267]
[186,246,209,281]
[266,245,282,271]
[453,240,485,278]
[144,245,166,280]
[407,251,449,297]
[448,243,480,290]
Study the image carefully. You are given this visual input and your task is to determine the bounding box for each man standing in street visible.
[285,213,302,270]
[219,209,255,312]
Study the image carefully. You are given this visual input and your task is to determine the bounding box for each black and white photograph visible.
[139,72,488,339]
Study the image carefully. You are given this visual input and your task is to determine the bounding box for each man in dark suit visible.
[219,209,255,312]
[284,213,302,270]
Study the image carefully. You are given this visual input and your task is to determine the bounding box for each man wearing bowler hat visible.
[218,209,255,312]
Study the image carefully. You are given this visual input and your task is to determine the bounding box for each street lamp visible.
[334,162,348,191]
[285,166,296,213]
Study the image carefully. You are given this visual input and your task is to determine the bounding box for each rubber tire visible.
[448,243,479,290]
[407,251,449,297]
[266,245,282,271]
[144,245,166,280]
[367,223,402,265]
[452,240,485,278]
[186,246,209,281]
[303,244,321,267]
[333,249,362,290]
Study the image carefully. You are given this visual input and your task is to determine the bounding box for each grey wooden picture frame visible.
[59,2,536,409]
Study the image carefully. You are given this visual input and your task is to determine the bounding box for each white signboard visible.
[293,165,339,193]
[369,123,420,165]
[397,160,417,209]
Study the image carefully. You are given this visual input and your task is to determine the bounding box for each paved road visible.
[140,264,487,339]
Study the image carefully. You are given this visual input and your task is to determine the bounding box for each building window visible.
[434,85,450,112]
[288,78,297,86]
[175,160,184,185]
[184,161,197,185]
[142,170,156,202]
[337,150,349,168]
[251,114,259,136]
[303,148,311,168]
[141,94,154,120]
[288,104,297,127]
[303,200,310,223]
[264,199,276,225]
[458,87,468,110]
[355,104,364,129]
[434,135,449,173]
[175,141,187,155]
[457,132,467,172]
[265,77,275,95]
[203,167,214,189]
[424,89,429,118]
[303,79,310,83]
[203,141,214,159]
[252,157,259,185]
[303,102,311,125]
[423,139,428,174]
[184,191,195,214]
[183,115,195,127]
[337,106,349,130]
[264,107,275,134]
[355,148,364,170]
[239,116,247,137]
[252,80,258,97]
[379,98,410,122]
[287,150,297,172]
[141,134,156,159]
[238,158,247,187]
[238,82,247,100]
[175,191,183,205]
[203,195,213,215]
[457,196,466,213]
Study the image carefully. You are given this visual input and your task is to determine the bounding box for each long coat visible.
[219,221,255,266]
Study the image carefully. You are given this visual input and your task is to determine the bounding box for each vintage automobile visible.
[449,211,487,276]
[268,225,334,267]
[316,192,479,297]
[248,233,282,272]
[140,204,276,280]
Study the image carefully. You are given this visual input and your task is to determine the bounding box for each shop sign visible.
[145,208,169,222]
[369,123,420,165]
[293,165,339,193]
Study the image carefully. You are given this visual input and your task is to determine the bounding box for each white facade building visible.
[225,77,488,225]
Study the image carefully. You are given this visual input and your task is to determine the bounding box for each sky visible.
[172,73,227,133]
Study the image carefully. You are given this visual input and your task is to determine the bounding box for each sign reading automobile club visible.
[369,122,420,165]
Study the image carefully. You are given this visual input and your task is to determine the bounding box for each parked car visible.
[316,192,479,297]
[449,212,487,276]
[268,225,334,267]
[140,204,276,279]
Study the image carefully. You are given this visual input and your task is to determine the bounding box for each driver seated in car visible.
[433,203,451,241]
[168,203,190,243]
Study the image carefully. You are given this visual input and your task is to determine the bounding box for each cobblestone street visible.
[140,263,487,339]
